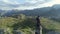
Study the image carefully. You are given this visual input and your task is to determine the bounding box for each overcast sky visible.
[0,0,60,10]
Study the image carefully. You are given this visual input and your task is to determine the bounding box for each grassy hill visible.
[0,15,60,34]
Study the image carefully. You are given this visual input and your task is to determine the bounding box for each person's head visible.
[37,16,40,18]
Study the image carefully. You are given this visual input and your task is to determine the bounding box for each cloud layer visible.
[0,0,60,10]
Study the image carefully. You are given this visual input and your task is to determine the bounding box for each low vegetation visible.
[0,14,60,34]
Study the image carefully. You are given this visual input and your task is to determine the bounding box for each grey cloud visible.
[0,0,53,10]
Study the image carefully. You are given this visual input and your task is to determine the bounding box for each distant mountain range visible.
[0,4,60,19]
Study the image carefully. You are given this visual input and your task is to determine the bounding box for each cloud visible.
[2,0,49,4]
[15,0,60,10]
[14,0,53,10]
[0,0,60,10]
[1,0,20,4]
[25,0,44,4]
[0,0,49,10]
[0,0,20,10]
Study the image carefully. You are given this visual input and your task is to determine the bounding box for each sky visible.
[0,0,60,10]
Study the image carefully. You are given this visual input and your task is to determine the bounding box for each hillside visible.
[0,14,60,34]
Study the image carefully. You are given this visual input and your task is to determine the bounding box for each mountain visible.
[52,4,60,10]
[2,7,52,16]
[1,4,60,19]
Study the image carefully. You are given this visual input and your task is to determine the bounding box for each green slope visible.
[0,16,60,34]
[41,17,60,31]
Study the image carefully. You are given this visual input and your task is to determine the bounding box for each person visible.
[35,16,40,34]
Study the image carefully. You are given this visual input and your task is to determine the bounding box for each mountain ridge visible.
[0,4,60,19]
